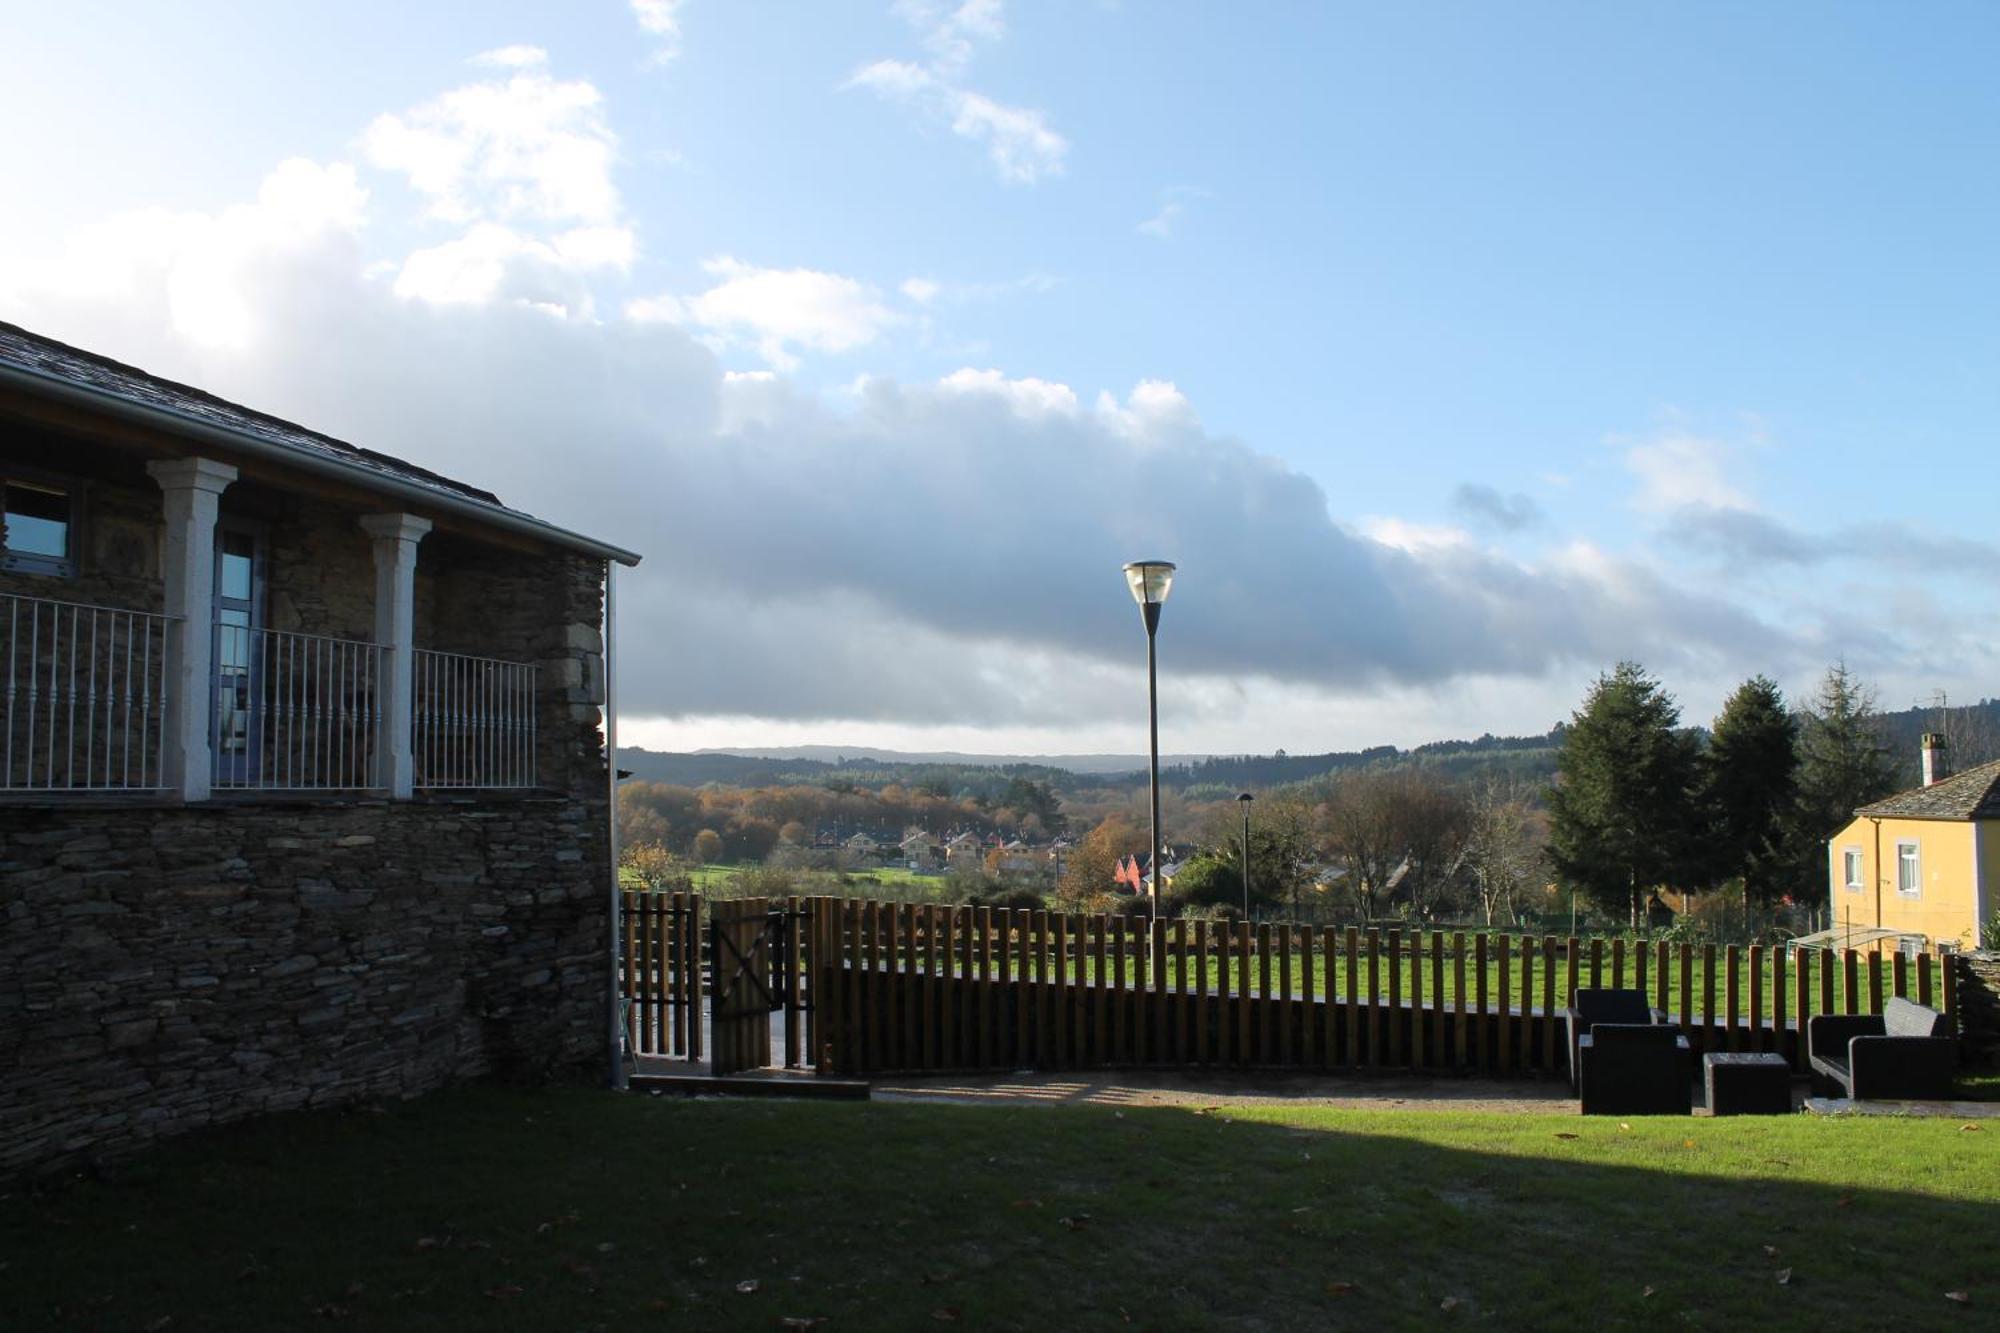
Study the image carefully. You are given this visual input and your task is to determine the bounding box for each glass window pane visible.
[4,483,69,559]
[220,532,254,601]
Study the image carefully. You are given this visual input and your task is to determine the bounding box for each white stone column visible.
[147,457,238,802]
[360,513,432,797]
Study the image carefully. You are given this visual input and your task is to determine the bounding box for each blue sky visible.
[4,2,1997,756]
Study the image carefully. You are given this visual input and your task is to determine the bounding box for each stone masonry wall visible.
[1954,951,2000,1068]
[1,795,611,1178]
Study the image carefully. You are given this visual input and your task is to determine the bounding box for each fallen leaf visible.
[1683,1139,1698,1150]
[413,1237,438,1252]
[1641,1286,1655,1298]
[932,1307,962,1322]
[735,1280,759,1295]
[1618,1122,1631,1131]
[1835,1194,1853,1208]
[1326,1281,1356,1296]
[1775,1269,1792,1286]
[1553,1132,1579,1141]
[1763,1245,1779,1258]
[484,1285,523,1300]
[1960,1124,1984,1133]
[1009,1199,1043,1210]
[1945,1291,1970,1304]
[1440,1296,1461,1312]
[1059,1214,1091,1231]
[779,1319,827,1330]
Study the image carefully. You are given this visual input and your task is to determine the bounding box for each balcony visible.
[3,592,538,797]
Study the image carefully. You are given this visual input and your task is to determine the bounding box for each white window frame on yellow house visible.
[1895,840,1921,898]
[1841,845,1865,894]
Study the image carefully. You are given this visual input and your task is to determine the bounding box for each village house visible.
[1822,735,1996,954]
[899,827,939,869]
[0,323,638,1177]
[944,830,984,867]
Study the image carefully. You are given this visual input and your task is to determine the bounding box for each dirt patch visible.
[870,1068,1577,1115]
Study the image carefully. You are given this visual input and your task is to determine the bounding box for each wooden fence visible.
[620,890,705,1061]
[810,897,1959,1078]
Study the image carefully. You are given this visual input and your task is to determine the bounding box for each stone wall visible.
[1953,951,2000,1068]
[0,794,612,1179]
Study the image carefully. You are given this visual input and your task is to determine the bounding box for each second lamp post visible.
[1122,560,1175,919]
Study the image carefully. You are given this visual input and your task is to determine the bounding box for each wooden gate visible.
[709,897,775,1074]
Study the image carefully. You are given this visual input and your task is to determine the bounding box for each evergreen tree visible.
[1702,675,1800,915]
[1785,662,1898,893]
[1545,662,1703,927]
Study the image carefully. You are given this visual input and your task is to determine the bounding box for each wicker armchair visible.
[1577,1024,1693,1115]
[1565,988,1671,1090]
[1808,997,1955,1100]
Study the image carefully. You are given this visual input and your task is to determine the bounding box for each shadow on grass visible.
[1,1086,1991,1331]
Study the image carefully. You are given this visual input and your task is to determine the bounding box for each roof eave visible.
[0,357,642,568]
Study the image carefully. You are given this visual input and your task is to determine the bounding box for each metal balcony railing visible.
[212,623,383,791]
[412,648,538,789]
[1,593,540,797]
[2,593,174,791]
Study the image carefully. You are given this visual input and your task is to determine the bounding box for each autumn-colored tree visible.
[1057,818,1145,905]
[691,828,725,865]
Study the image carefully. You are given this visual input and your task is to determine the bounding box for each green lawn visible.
[5,1087,1995,1330]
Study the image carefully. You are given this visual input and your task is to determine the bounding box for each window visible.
[1896,840,1921,897]
[1841,846,1865,893]
[2,478,76,576]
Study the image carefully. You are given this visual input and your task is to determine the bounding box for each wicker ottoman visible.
[1704,1052,1792,1115]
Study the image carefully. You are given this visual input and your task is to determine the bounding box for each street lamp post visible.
[1122,560,1176,919]
[1237,791,1253,920]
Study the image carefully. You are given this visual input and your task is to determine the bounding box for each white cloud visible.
[474,45,549,69]
[1624,431,1750,513]
[937,367,1079,418]
[1136,187,1208,239]
[361,61,621,227]
[630,0,687,64]
[391,220,628,312]
[635,256,904,370]
[10,157,367,351]
[900,277,941,304]
[846,3,1067,185]
[946,91,1067,185]
[1137,201,1182,239]
[1361,517,1475,554]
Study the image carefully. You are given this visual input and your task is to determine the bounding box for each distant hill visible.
[686,745,1203,775]
[618,697,1999,796]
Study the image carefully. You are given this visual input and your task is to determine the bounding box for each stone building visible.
[0,322,640,1177]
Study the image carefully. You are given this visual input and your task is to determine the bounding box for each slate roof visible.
[0,321,506,505]
[1853,758,2000,821]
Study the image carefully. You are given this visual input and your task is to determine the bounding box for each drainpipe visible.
[1870,816,1882,934]
[605,560,627,1091]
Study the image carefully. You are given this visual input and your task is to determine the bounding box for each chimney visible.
[1921,732,1949,787]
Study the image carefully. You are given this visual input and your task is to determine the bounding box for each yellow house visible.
[1826,751,2000,953]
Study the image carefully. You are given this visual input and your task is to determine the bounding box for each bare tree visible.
[1461,776,1547,926]
[1398,776,1473,921]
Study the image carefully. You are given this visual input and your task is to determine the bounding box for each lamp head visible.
[1122,560,1176,607]
[1237,791,1253,804]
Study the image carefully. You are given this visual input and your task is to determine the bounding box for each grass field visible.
[626,861,951,895]
[5,1087,1994,1330]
